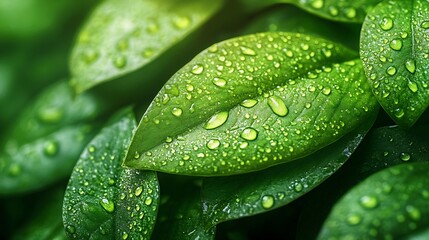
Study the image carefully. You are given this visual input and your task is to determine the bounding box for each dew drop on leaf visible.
[359,195,378,209]
[240,46,256,56]
[344,7,357,19]
[405,59,416,74]
[261,195,274,209]
[144,197,153,206]
[135,186,143,197]
[191,64,204,75]
[310,0,324,9]
[267,96,288,117]
[206,139,221,150]
[171,107,183,117]
[400,152,411,161]
[389,39,403,51]
[421,21,429,29]
[240,127,258,141]
[204,111,229,130]
[172,16,191,29]
[322,87,332,95]
[212,77,227,87]
[240,99,258,108]
[100,198,115,213]
[347,214,362,225]
[37,107,63,123]
[407,82,418,93]
[43,140,59,156]
[113,56,127,69]
[380,17,394,30]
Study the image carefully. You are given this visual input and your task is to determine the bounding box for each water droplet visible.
[321,87,331,95]
[142,48,154,58]
[37,107,63,123]
[173,16,191,29]
[322,48,332,58]
[406,205,421,220]
[360,195,378,209]
[311,0,324,9]
[240,127,258,141]
[122,232,129,240]
[191,64,204,75]
[400,152,411,161]
[116,39,129,51]
[100,198,115,213]
[44,140,59,156]
[394,108,405,118]
[386,66,397,76]
[294,183,303,192]
[207,139,220,150]
[261,195,274,209]
[241,99,258,108]
[380,17,393,30]
[186,84,194,92]
[240,46,256,56]
[345,7,356,18]
[347,214,362,225]
[114,56,127,69]
[421,21,429,29]
[328,6,339,16]
[88,146,96,153]
[135,186,143,196]
[171,107,183,117]
[267,96,288,117]
[408,82,418,93]
[405,59,416,74]
[204,111,229,130]
[66,225,76,234]
[134,151,140,159]
[208,44,218,53]
[82,50,99,64]
[389,39,403,51]
[212,78,227,87]
[144,197,153,206]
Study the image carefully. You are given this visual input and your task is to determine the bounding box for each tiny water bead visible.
[261,195,274,209]
[172,16,191,29]
[191,64,204,75]
[380,17,394,30]
[113,56,127,69]
[405,59,416,74]
[386,66,397,76]
[100,198,115,213]
[206,139,221,150]
[389,39,403,51]
[359,195,378,209]
[204,111,229,130]
[400,152,411,161]
[240,127,258,141]
[267,96,288,117]
[421,21,429,29]
[171,107,183,117]
[241,99,258,108]
[347,214,362,225]
[240,46,256,56]
[44,140,59,156]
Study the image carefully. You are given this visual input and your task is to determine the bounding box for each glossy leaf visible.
[360,0,429,127]
[201,119,375,227]
[152,177,215,240]
[239,0,382,23]
[318,162,429,239]
[125,32,378,176]
[0,81,107,195]
[11,188,67,240]
[62,109,159,239]
[70,0,223,93]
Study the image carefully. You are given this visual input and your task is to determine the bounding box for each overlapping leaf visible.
[0,81,108,195]
[360,0,429,127]
[239,0,382,23]
[62,109,159,239]
[318,162,429,239]
[125,32,378,176]
[70,0,223,93]
[201,120,375,227]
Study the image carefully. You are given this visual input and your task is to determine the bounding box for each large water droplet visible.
[408,82,418,93]
[267,96,288,117]
[345,7,356,19]
[241,99,258,108]
[100,198,115,213]
[394,108,405,118]
[44,140,59,156]
[240,127,258,141]
[212,78,227,87]
[360,195,378,209]
[206,139,220,150]
[386,66,397,76]
[400,152,411,161]
[191,64,204,75]
[122,232,129,240]
[261,195,274,209]
[240,46,256,56]
[135,186,143,197]
[347,214,362,225]
[380,17,393,30]
[322,87,331,95]
[405,59,416,74]
[144,197,153,206]
[389,39,403,51]
[310,0,324,9]
[328,6,339,16]
[171,107,183,117]
[204,111,229,130]
[172,16,191,29]
[66,225,76,234]
[421,21,429,29]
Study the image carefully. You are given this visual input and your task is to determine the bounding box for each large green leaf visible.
[62,109,159,240]
[0,81,108,195]
[360,0,429,127]
[201,119,375,228]
[152,177,215,240]
[125,32,378,176]
[318,162,429,239]
[70,0,223,93]
[239,0,382,23]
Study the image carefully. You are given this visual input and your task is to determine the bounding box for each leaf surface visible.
[360,0,429,127]
[318,162,429,239]
[201,120,374,227]
[62,109,159,240]
[0,81,107,195]
[239,0,382,23]
[125,32,378,176]
[70,0,223,93]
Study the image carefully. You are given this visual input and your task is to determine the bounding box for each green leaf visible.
[201,119,375,228]
[70,0,223,93]
[239,0,382,23]
[360,0,429,127]
[152,177,215,240]
[0,81,108,195]
[125,32,378,176]
[62,108,159,240]
[318,162,429,239]
[11,188,67,240]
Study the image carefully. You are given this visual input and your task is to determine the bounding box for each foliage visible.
[1,0,428,239]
